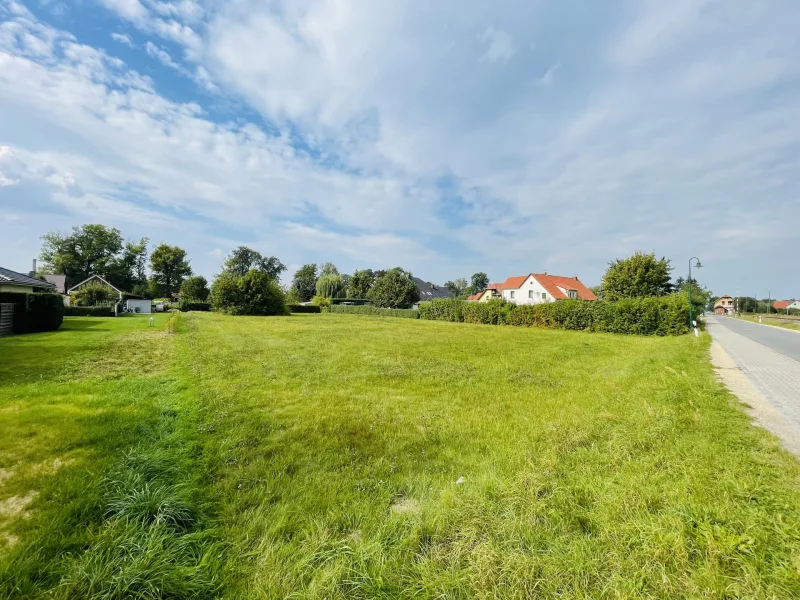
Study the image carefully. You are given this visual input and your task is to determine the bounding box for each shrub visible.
[178,299,210,312]
[64,305,115,317]
[288,305,322,314]
[311,295,331,310]
[330,305,419,319]
[72,282,115,307]
[0,292,65,333]
[420,294,690,335]
[209,270,287,316]
[367,268,420,309]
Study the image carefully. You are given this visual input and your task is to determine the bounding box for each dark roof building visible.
[0,266,57,292]
[43,274,67,294]
[412,277,451,300]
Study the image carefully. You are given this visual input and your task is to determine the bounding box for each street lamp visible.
[688,257,702,328]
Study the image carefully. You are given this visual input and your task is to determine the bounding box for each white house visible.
[67,275,123,301]
[500,273,597,305]
[126,299,152,313]
[787,301,800,311]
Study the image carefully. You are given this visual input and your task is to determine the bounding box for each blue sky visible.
[1,0,798,297]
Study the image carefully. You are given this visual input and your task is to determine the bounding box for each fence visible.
[0,303,13,337]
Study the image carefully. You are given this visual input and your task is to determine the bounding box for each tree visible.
[181,275,210,301]
[319,262,339,277]
[210,270,287,316]
[674,277,711,317]
[72,282,114,307]
[316,274,345,298]
[40,224,124,288]
[222,246,285,281]
[590,284,604,300]
[470,272,489,293]
[368,268,420,308]
[105,237,148,292]
[444,278,469,299]
[149,244,192,297]
[349,269,375,299]
[290,264,318,302]
[602,252,673,300]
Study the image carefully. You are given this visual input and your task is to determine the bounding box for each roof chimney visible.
[30,258,37,277]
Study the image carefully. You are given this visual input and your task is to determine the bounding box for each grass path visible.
[2,313,800,598]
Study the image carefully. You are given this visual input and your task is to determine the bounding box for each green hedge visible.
[289,304,322,313]
[0,292,64,333]
[330,305,419,319]
[419,295,690,335]
[64,305,115,317]
[178,299,211,312]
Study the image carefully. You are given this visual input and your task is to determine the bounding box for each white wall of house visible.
[787,301,800,311]
[0,284,35,293]
[501,276,554,305]
[126,299,152,313]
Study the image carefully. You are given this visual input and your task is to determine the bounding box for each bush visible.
[178,299,210,312]
[311,295,331,310]
[367,269,420,309]
[64,305,115,317]
[0,292,65,333]
[288,305,321,314]
[210,270,288,316]
[180,276,210,302]
[72,282,115,307]
[419,294,690,335]
[330,305,419,319]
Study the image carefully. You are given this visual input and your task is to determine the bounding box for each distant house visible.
[412,277,451,301]
[42,274,71,306]
[773,300,791,312]
[787,301,800,312]
[467,282,504,302]
[500,273,596,305]
[67,275,123,302]
[714,295,734,315]
[0,266,57,294]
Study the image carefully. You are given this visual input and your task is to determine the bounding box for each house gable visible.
[67,275,123,297]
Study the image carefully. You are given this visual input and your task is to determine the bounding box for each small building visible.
[467,282,504,302]
[0,266,57,294]
[500,273,597,305]
[773,300,791,312]
[126,299,152,314]
[787,301,800,312]
[714,295,734,315]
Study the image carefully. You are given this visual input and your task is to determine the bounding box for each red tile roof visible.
[467,292,483,301]
[487,282,504,291]
[501,275,528,289]
[531,273,597,301]
[774,300,791,310]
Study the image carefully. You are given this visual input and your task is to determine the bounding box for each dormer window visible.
[568,290,577,299]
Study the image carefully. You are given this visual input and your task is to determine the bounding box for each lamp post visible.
[688,257,702,328]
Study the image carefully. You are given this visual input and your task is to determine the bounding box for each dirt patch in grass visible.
[58,330,173,381]
[0,492,37,519]
[390,497,420,515]
[0,469,14,486]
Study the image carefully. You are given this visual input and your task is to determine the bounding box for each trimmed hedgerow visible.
[0,292,65,333]
[330,298,373,306]
[419,294,690,335]
[330,304,419,319]
[178,300,211,312]
[65,305,115,317]
[288,305,322,314]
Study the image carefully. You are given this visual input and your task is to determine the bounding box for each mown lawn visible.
[1,312,800,599]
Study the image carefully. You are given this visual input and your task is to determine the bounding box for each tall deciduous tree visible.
[149,244,192,297]
[444,278,469,298]
[349,269,375,299]
[290,264,318,302]
[180,275,210,301]
[602,252,673,300]
[470,272,489,293]
[315,274,344,298]
[222,246,285,280]
[105,237,148,292]
[40,224,124,288]
[318,262,339,277]
[367,268,420,308]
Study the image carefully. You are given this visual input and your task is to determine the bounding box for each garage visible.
[126,299,152,314]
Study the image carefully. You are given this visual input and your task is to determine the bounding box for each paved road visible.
[713,316,800,361]
[706,316,800,432]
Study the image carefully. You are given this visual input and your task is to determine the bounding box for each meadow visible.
[1,312,799,599]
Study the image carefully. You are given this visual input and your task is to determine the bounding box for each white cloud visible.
[111,32,133,46]
[145,40,180,70]
[536,63,558,86]
[478,26,515,63]
[97,0,149,24]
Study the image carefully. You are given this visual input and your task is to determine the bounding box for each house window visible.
[568,290,577,299]
[528,290,533,299]
[510,291,515,299]
[541,292,547,301]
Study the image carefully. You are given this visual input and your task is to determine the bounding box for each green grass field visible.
[2,313,800,599]
[738,313,800,332]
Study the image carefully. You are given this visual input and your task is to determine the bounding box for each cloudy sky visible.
[1,0,798,297]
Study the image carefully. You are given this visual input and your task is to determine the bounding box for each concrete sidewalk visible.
[706,316,800,454]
